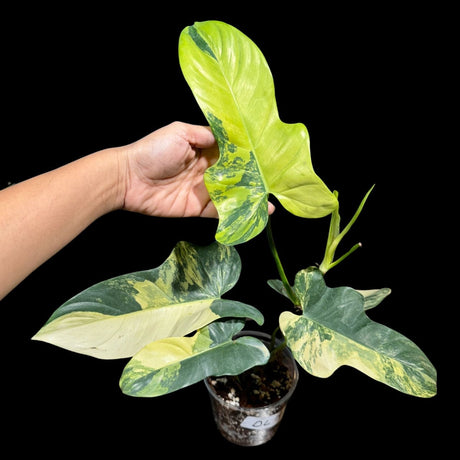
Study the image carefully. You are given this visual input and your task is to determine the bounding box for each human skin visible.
[0,121,219,299]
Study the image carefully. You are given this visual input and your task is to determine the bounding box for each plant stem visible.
[327,242,362,271]
[268,327,287,362]
[266,217,299,306]
[319,185,374,274]
[269,340,288,362]
[269,327,280,351]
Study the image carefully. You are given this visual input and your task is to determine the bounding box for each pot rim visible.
[204,330,299,410]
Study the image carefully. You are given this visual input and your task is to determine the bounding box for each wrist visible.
[82,147,129,216]
[111,146,129,212]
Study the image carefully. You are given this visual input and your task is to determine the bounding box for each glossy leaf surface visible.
[120,319,270,397]
[279,267,437,398]
[269,279,391,312]
[33,242,263,359]
[179,21,337,245]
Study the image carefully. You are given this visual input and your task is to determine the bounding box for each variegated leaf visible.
[279,267,437,398]
[179,21,337,245]
[269,279,391,311]
[120,319,270,397]
[33,241,263,359]
[357,288,392,310]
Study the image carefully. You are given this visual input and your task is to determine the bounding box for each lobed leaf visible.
[120,319,270,397]
[279,267,437,398]
[33,241,263,359]
[179,21,337,245]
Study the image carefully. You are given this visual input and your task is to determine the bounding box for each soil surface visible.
[207,357,293,408]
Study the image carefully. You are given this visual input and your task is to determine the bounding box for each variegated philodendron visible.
[278,267,437,398]
[33,20,437,402]
[33,242,264,360]
[179,20,338,245]
[120,319,270,397]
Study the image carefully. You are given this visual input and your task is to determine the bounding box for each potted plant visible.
[33,20,437,446]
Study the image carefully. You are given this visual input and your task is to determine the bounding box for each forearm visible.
[0,148,125,299]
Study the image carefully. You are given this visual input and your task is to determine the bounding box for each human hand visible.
[120,122,219,218]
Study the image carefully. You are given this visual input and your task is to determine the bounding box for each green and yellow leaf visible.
[179,21,337,245]
[357,287,392,310]
[33,242,263,359]
[120,319,270,397]
[279,267,437,398]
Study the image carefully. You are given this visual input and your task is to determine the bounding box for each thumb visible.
[184,123,216,148]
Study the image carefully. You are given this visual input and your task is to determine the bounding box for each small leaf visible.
[267,279,290,299]
[120,320,270,397]
[279,267,436,398]
[179,21,337,245]
[33,241,263,359]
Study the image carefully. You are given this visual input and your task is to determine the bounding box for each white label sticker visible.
[240,413,281,430]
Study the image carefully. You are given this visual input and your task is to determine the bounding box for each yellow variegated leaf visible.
[120,320,270,397]
[34,300,220,359]
[179,21,337,245]
[356,287,392,310]
[280,267,437,398]
[33,242,263,359]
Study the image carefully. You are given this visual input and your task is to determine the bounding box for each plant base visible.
[204,331,298,446]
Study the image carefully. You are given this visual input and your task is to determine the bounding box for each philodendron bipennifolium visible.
[34,20,437,400]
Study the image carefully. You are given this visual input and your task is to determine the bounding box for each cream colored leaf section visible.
[279,267,437,398]
[32,300,219,359]
[280,310,436,398]
[120,321,271,397]
[32,241,259,359]
[356,288,392,310]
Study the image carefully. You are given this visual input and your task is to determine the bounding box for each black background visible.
[2,3,452,456]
